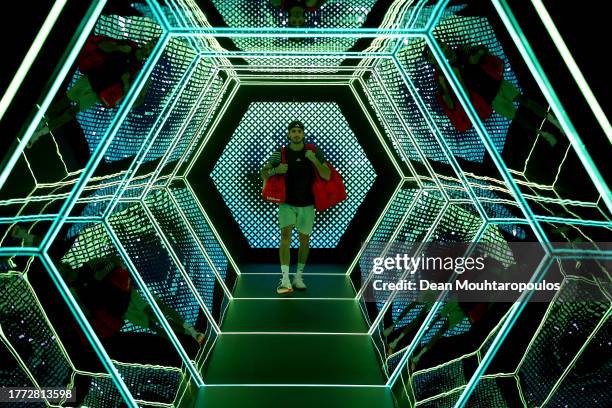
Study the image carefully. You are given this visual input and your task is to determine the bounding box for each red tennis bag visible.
[261,148,287,203]
[262,145,347,211]
[78,35,140,108]
[304,144,347,211]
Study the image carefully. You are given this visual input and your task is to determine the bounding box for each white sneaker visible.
[276,276,293,294]
[292,274,307,290]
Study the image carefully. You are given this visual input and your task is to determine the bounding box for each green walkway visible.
[195,264,395,407]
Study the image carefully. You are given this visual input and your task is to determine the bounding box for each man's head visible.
[287,120,305,144]
[288,6,305,27]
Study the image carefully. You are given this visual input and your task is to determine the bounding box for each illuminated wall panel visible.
[211,101,377,248]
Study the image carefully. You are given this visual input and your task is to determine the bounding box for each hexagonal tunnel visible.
[0,1,610,408]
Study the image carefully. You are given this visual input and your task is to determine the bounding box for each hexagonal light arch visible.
[1,1,610,407]
[209,101,377,249]
[182,78,404,268]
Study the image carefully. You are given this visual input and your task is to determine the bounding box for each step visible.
[238,263,347,275]
[221,299,368,333]
[232,273,356,299]
[203,334,387,385]
[193,385,395,408]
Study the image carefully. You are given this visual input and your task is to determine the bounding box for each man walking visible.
[261,120,330,294]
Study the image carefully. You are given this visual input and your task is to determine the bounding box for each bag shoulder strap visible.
[304,143,316,151]
[280,146,286,164]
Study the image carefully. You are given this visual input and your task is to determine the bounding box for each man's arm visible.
[261,162,274,181]
[305,150,331,181]
[261,150,285,181]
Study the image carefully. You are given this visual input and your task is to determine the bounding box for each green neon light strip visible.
[391,0,429,55]
[534,216,612,227]
[425,36,550,250]
[389,55,488,221]
[556,254,612,261]
[39,253,138,407]
[146,0,170,31]
[357,74,433,184]
[165,77,235,182]
[228,66,363,71]
[164,0,202,51]
[367,200,450,336]
[0,215,108,227]
[222,331,368,336]
[0,215,57,222]
[491,0,611,212]
[182,79,240,177]
[367,66,448,191]
[519,293,610,407]
[201,384,388,388]
[552,248,612,257]
[0,0,67,122]
[242,80,349,86]
[365,191,435,283]
[406,0,429,28]
[354,189,424,299]
[165,189,233,299]
[452,256,554,408]
[39,34,171,252]
[0,0,106,190]
[0,247,40,256]
[138,72,220,195]
[195,51,394,57]
[103,57,200,218]
[538,307,610,405]
[183,179,242,275]
[0,334,43,398]
[141,202,222,333]
[424,0,452,32]
[488,218,530,224]
[169,28,429,37]
[139,63,220,199]
[240,78,351,83]
[386,223,487,387]
[164,0,189,29]
[530,0,611,143]
[348,81,405,178]
[104,221,205,387]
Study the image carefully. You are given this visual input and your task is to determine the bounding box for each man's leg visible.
[293,206,315,290]
[297,232,310,265]
[277,225,293,294]
[294,232,310,290]
[277,205,295,294]
[280,225,292,272]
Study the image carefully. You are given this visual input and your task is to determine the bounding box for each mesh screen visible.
[210,0,378,61]
[144,189,220,314]
[518,279,609,407]
[0,274,72,389]
[211,101,376,248]
[170,185,230,280]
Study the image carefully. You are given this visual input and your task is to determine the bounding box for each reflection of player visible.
[58,255,205,344]
[30,35,155,147]
[385,300,491,371]
[270,0,327,27]
[426,44,562,146]
[261,120,330,294]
